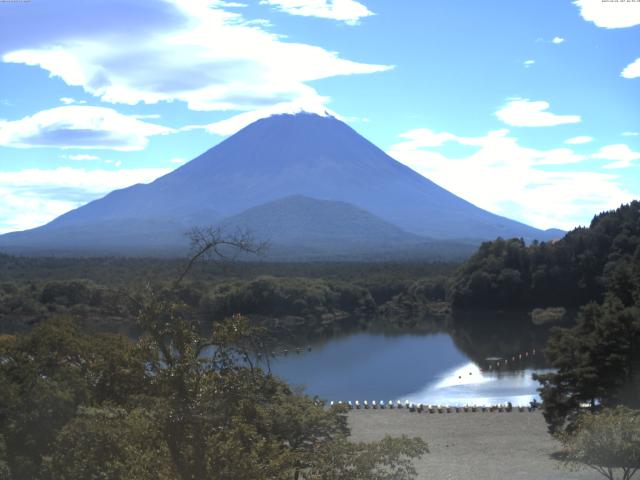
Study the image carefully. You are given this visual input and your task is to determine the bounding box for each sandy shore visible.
[348,409,599,480]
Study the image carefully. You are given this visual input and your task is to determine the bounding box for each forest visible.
[1,202,640,478]
[449,201,640,309]
[0,255,454,337]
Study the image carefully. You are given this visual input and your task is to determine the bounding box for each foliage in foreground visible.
[0,313,427,480]
[0,228,428,479]
[559,406,640,480]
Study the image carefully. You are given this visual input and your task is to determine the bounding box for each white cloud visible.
[0,106,175,151]
[341,115,370,124]
[552,36,564,44]
[59,97,86,105]
[621,58,640,79]
[1,0,390,112]
[394,128,458,148]
[622,131,639,136]
[182,98,335,136]
[564,136,593,144]
[170,157,187,165]
[62,153,101,161]
[523,59,535,68]
[593,144,640,169]
[0,166,170,233]
[496,98,581,127]
[102,159,123,167]
[213,1,247,6]
[573,0,640,28]
[388,128,633,230]
[187,102,374,137]
[132,114,162,119]
[260,0,373,25]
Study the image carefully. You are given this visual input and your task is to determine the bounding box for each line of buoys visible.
[487,348,538,370]
[327,401,535,413]
[268,345,312,357]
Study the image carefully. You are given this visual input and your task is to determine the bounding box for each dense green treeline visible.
[0,260,455,336]
[0,254,455,285]
[450,201,640,308]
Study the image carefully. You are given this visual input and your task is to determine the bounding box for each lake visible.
[269,332,550,406]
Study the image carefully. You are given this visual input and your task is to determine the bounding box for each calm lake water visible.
[269,332,550,406]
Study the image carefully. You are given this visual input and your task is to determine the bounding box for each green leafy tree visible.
[535,299,640,433]
[46,406,176,480]
[559,406,640,480]
[0,317,147,478]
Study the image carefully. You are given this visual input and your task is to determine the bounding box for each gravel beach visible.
[348,409,600,480]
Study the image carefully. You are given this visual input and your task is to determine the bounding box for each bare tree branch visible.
[174,226,268,287]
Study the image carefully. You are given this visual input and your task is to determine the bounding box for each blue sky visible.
[0,0,639,233]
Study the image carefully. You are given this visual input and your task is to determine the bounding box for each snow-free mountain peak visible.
[0,112,561,257]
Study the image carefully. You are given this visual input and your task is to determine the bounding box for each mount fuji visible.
[0,113,560,258]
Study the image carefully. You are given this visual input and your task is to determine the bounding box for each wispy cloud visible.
[573,0,640,28]
[564,136,593,145]
[496,98,581,127]
[0,106,174,151]
[1,0,390,113]
[260,0,374,25]
[388,127,632,230]
[0,166,170,233]
[62,153,101,161]
[523,60,535,68]
[182,99,336,136]
[593,144,640,169]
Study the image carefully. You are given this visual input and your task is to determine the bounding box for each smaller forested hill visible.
[449,201,640,308]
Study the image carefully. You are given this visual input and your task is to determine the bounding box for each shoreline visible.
[348,410,599,480]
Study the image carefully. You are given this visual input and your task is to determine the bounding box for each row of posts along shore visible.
[323,400,538,413]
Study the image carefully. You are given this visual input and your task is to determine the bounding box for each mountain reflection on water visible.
[269,310,558,406]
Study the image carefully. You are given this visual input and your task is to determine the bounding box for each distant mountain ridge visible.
[220,195,421,247]
[0,112,561,258]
